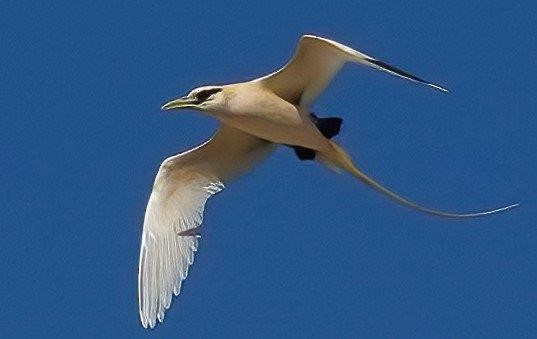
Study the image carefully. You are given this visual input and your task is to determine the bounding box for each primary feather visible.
[138,125,273,328]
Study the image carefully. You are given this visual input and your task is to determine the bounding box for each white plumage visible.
[139,126,273,328]
[138,35,517,329]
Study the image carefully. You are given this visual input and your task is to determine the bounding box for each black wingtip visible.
[366,58,448,93]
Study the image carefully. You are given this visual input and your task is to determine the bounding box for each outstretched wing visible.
[257,35,447,107]
[138,125,274,328]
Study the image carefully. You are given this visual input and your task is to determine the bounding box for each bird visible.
[138,35,518,328]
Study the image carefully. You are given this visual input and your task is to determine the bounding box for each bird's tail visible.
[317,141,518,218]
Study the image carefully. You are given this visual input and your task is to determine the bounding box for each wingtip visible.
[428,83,449,93]
[140,311,157,329]
[140,318,149,329]
[363,57,449,93]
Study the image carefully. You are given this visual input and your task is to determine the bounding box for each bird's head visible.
[161,86,225,112]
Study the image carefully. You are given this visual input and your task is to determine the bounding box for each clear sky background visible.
[1,1,536,338]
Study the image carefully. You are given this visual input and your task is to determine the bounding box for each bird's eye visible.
[195,88,222,103]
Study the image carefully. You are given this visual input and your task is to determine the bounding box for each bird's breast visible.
[217,93,329,151]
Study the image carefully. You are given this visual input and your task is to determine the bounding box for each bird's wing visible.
[257,35,447,107]
[138,124,273,329]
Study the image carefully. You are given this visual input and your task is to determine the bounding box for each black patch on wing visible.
[177,226,201,237]
[292,146,316,160]
[310,113,342,139]
[366,58,428,84]
[288,112,344,161]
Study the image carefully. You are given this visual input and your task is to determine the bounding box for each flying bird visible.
[138,35,518,328]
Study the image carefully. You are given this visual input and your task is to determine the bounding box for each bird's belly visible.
[213,85,330,150]
[219,114,330,151]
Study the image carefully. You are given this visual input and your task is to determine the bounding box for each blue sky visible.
[1,1,536,337]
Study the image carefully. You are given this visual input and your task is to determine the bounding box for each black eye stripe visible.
[195,88,222,102]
